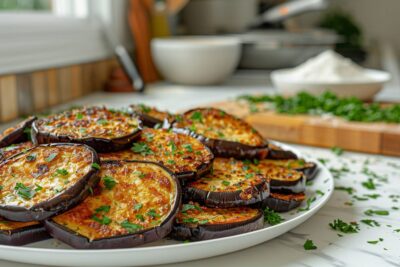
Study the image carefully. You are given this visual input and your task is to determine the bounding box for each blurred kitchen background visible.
[0,0,399,123]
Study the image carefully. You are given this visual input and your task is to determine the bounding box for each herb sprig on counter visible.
[238,92,400,123]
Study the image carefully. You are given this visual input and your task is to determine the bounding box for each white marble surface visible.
[1,79,400,267]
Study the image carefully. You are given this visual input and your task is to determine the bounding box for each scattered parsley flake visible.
[46,152,58,162]
[331,146,344,156]
[222,180,230,186]
[91,163,101,170]
[14,183,35,200]
[102,175,117,190]
[131,142,154,156]
[329,219,359,233]
[134,203,143,211]
[362,179,376,190]
[364,209,389,216]
[303,239,317,250]
[121,220,143,232]
[361,219,380,227]
[264,207,283,225]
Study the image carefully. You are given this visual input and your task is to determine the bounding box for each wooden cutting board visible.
[208,100,400,157]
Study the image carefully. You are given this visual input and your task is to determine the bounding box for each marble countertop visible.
[1,80,400,267]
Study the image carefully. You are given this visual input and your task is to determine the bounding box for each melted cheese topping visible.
[0,142,34,162]
[0,216,39,231]
[52,161,177,241]
[100,128,213,175]
[188,158,265,192]
[175,108,265,146]
[35,106,140,139]
[251,161,303,182]
[0,145,94,208]
[176,202,260,225]
[130,104,175,123]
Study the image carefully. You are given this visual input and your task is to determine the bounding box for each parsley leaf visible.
[14,183,35,200]
[190,111,203,123]
[135,214,145,222]
[131,142,154,156]
[102,175,116,190]
[264,207,283,225]
[303,239,317,250]
[362,179,376,190]
[222,180,230,186]
[181,204,202,213]
[76,113,84,120]
[56,169,68,176]
[329,219,359,233]
[96,119,108,125]
[335,186,354,195]
[146,209,160,218]
[134,203,143,210]
[46,152,58,162]
[331,146,344,156]
[91,163,101,170]
[361,219,380,227]
[298,196,316,212]
[182,144,193,152]
[364,209,389,216]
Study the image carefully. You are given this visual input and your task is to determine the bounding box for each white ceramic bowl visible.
[151,37,241,85]
[271,69,391,100]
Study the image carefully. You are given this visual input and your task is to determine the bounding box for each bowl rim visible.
[151,36,241,48]
[270,68,391,86]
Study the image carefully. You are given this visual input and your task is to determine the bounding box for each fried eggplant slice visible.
[45,160,181,249]
[171,202,263,241]
[250,160,306,194]
[32,106,142,152]
[258,159,318,181]
[263,192,305,212]
[0,143,100,222]
[0,141,34,162]
[0,217,49,246]
[129,104,176,128]
[184,158,269,208]
[267,143,297,160]
[173,108,268,159]
[0,116,36,148]
[100,128,213,181]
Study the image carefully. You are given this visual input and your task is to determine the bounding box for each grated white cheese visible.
[287,50,373,82]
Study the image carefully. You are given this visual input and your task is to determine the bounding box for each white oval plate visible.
[0,144,334,267]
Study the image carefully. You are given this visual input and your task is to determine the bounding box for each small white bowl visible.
[271,69,391,100]
[151,36,241,85]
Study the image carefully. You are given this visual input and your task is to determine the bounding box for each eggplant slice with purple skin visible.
[248,160,306,194]
[129,104,176,128]
[171,202,264,241]
[173,108,269,159]
[100,128,214,181]
[0,116,36,148]
[262,192,305,212]
[267,143,298,160]
[184,158,269,208]
[0,141,34,162]
[0,217,50,246]
[257,159,318,181]
[45,160,181,249]
[31,106,142,153]
[0,143,100,222]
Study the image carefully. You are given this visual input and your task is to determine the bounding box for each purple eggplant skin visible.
[175,159,213,185]
[262,193,305,212]
[297,162,319,181]
[172,128,269,160]
[0,116,36,148]
[0,143,100,222]
[184,181,270,208]
[269,174,306,194]
[0,224,50,246]
[170,210,264,241]
[31,120,142,153]
[44,161,182,249]
[267,147,298,160]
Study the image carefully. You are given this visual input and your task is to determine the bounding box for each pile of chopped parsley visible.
[238,91,400,123]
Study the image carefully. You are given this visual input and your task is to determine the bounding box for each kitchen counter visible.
[1,81,400,267]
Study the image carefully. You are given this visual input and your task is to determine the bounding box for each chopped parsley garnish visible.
[298,196,316,212]
[138,104,151,113]
[131,142,154,156]
[121,220,143,232]
[34,184,43,192]
[361,219,380,227]
[182,144,193,152]
[303,239,317,250]
[95,205,111,213]
[135,214,145,222]
[92,205,112,225]
[329,166,350,179]
[182,217,199,224]
[331,146,344,156]
[264,207,283,225]
[26,154,36,162]
[168,141,177,155]
[334,186,354,195]
[364,193,381,199]
[102,175,117,190]
[167,159,176,165]
[329,219,359,233]
[245,173,254,179]
[199,219,209,224]
[96,119,108,125]
[56,169,69,176]
[134,203,143,210]
[221,180,230,186]
[0,185,3,190]
[14,183,35,200]
[45,152,58,162]
[364,209,389,216]
[181,204,202,213]
[146,209,160,218]
[91,163,101,170]
[217,131,225,138]
[367,238,383,244]
[76,113,84,120]
[134,171,146,179]
[190,111,203,123]
[316,190,325,196]
[144,132,154,142]
[362,179,376,190]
